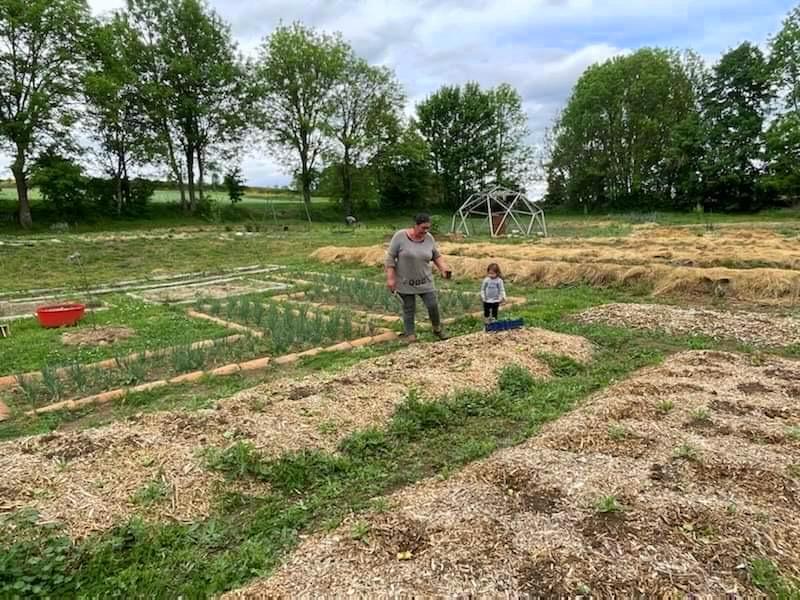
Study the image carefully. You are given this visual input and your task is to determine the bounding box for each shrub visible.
[30,151,87,219]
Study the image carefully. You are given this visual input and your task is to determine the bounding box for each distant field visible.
[150,189,333,207]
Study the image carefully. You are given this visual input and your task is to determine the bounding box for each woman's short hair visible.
[414,213,432,225]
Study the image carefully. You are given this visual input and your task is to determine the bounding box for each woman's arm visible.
[385,266,397,292]
[433,255,450,277]
[385,233,401,291]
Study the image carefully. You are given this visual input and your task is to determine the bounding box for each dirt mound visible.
[311,243,800,304]
[61,326,135,347]
[227,350,800,598]
[0,328,591,539]
[575,303,800,347]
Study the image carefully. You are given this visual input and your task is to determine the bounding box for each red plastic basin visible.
[36,303,86,328]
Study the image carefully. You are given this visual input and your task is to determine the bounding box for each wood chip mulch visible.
[226,350,800,599]
[0,328,592,539]
[575,302,800,347]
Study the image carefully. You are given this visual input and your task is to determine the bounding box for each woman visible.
[385,213,451,342]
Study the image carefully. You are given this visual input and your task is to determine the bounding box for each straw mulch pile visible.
[227,350,800,599]
[0,328,591,539]
[439,225,800,271]
[311,233,800,304]
[576,303,800,347]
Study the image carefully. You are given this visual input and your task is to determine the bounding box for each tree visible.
[701,42,773,211]
[223,166,245,203]
[326,56,404,217]
[489,83,533,188]
[30,150,86,220]
[416,83,499,209]
[374,124,433,210]
[547,49,697,211]
[126,0,250,213]
[771,5,800,114]
[767,6,800,201]
[256,23,349,221]
[0,0,91,228]
[84,15,145,215]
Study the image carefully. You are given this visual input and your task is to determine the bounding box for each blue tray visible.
[485,318,524,332]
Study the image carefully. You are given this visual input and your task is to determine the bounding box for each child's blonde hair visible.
[487,262,502,277]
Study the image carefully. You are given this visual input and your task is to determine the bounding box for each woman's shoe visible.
[401,334,417,344]
[433,329,449,341]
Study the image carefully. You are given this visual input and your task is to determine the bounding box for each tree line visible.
[0,0,532,227]
[546,6,800,213]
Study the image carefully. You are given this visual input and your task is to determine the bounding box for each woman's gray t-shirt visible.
[384,230,441,294]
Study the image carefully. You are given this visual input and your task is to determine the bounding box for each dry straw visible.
[311,244,800,304]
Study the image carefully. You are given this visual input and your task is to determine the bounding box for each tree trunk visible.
[162,124,187,210]
[185,145,196,213]
[341,149,353,218]
[196,146,205,204]
[300,154,312,223]
[12,149,31,229]
[121,150,131,209]
[115,148,124,215]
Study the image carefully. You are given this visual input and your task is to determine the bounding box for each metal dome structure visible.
[450,186,547,238]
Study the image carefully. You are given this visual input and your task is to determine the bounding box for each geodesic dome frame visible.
[450,186,547,238]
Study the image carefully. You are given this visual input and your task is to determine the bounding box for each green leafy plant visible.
[497,364,536,397]
[15,375,41,405]
[0,511,74,597]
[132,478,169,506]
[594,495,624,514]
[608,423,630,441]
[690,407,711,424]
[656,399,675,414]
[748,558,800,597]
[205,441,265,479]
[350,520,370,541]
[673,442,700,462]
[114,355,147,386]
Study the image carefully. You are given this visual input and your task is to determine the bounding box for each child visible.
[480,263,506,323]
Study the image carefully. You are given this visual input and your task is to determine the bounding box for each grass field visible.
[1,208,800,597]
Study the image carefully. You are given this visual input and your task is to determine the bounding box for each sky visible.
[4,0,797,186]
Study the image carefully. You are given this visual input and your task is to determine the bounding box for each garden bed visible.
[0,327,592,539]
[291,271,483,318]
[574,302,800,348]
[0,296,230,376]
[227,350,800,598]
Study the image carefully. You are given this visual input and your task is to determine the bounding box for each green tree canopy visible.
[416,82,530,209]
[325,56,404,217]
[767,7,800,201]
[0,0,91,227]
[126,0,250,213]
[256,22,349,221]
[547,48,697,212]
[701,42,773,211]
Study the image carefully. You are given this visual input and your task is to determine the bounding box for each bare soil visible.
[61,326,135,347]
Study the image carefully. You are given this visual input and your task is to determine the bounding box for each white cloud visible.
[0,0,793,186]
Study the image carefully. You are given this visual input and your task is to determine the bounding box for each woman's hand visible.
[386,273,397,292]
[433,256,451,279]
